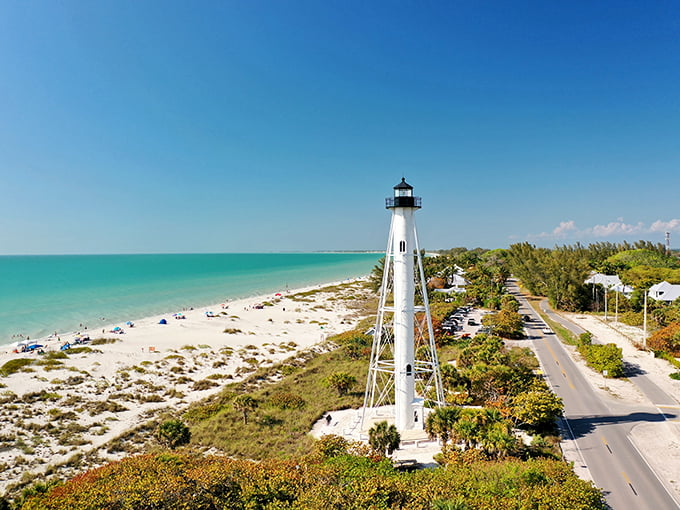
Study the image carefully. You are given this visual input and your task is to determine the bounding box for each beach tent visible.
[159,319,167,325]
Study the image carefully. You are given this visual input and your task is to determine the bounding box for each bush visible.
[67,347,93,355]
[156,419,191,449]
[648,322,680,357]
[578,343,624,377]
[18,453,607,510]
[578,332,592,346]
[192,379,219,391]
[619,311,643,326]
[324,372,357,396]
[0,358,34,377]
[91,338,119,345]
[481,310,524,339]
[269,392,305,410]
[313,434,351,458]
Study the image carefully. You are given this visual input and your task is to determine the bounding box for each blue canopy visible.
[159,319,167,325]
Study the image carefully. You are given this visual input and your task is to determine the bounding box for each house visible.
[648,281,680,303]
[584,273,633,297]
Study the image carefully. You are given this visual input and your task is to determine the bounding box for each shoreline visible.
[1,275,367,353]
[0,276,374,496]
[0,252,381,346]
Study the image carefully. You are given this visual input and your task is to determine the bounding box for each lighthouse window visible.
[406,364,412,376]
[399,240,406,253]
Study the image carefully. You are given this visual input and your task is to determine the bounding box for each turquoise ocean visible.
[0,253,381,347]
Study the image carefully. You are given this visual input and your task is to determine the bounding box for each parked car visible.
[542,327,554,335]
[467,319,476,326]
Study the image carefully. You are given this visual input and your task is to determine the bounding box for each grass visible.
[0,358,35,377]
[655,351,680,369]
[67,346,93,355]
[90,338,120,346]
[186,338,368,459]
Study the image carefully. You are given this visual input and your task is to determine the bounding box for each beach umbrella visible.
[275,293,282,296]
[113,327,121,332]
[159,319,167,325]
[126,321,133,326]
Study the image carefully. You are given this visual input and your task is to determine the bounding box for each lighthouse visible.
[362,179,444,432]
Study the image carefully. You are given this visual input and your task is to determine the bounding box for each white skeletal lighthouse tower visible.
[362,179,444,432]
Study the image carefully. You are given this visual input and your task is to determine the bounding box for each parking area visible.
[440,306,488,339]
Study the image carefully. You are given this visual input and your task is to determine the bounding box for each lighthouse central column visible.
[392,207,415,430]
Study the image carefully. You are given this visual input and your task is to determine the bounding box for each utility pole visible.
[615,287,619,323]
[643,290,648,349]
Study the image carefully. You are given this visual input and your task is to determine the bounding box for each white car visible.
[542,327,554,335]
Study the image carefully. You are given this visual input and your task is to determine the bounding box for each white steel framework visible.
[361,182,444,431]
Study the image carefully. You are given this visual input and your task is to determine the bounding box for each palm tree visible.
[479,421,516,458]
[368,420,401,457]
[452,417,479,450]
[425,406,460,445]
[232,394,258,424]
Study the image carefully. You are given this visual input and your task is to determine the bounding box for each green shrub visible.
[91,338,119,345]
[192,379,219,391]
[578,332,592,346]
[1,358,34,377]
[22,391,61,403]
[619,311,643,326]
[67,347,92,355]
[156,420,191,449]
[269,392,305,410]
[577,343,624,377]
[46,351,68,360]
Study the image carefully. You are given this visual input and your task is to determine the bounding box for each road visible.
[538,299,678,408]
[508,282,679,510]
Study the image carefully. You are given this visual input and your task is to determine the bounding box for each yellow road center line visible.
[543,338,575,389]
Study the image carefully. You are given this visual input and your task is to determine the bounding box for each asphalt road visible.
[538,300,678,408]
[508,282,679,510]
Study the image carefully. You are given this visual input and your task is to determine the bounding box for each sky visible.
[1,1,679,254]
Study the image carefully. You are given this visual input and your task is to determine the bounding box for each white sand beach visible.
[0,277,373,494]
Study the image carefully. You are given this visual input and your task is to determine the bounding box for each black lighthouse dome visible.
[386,178,422,209]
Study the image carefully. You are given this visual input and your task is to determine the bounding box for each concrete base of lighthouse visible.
[309,404,440,467]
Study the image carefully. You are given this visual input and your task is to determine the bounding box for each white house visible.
[648,281,680,303]
[584,273,633,297]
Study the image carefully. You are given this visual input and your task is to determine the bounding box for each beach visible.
[0,277,374,494]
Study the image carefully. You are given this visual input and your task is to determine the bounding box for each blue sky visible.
[1,1,679,254]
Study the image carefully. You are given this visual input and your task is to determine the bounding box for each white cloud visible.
[588,221,644,237]
[649,219,680,233]
[523,218,680,241]
[552,220,577,237]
